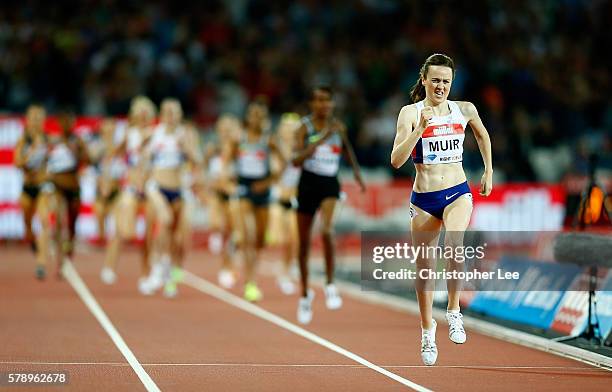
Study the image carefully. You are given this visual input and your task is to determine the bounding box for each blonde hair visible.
[129,95,156,123]
[161,97,183,114]
[279,112,300,128]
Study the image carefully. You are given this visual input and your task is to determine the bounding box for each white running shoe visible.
[218,269,236,289]
[163,281,178,298]
[297,289,315,325]
[446,311,466,344]
[146,270,164,292]
[421,319,438,366]
[277,276,296,295]
[138,277,155,296]
[100,267,116,285]
[160,258,172,284]
[324,284,342,310]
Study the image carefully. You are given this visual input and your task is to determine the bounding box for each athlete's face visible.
[57,113,75,137]
[422,65,453,104]
[134,108,154,127]
[161,102,183,127]
[216,116,239,141]
[310,89,334,118]
[25,106,46,134]
[245,104,268,131]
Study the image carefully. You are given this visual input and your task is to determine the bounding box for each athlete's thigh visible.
[254,205,269,232]
[207,194,223,230]
[35,192,53,228]
[319,197,338,232]
[253,205,269,248]
[410,204,443,247]
[115,192,137,232]
[157,194,175,227]
[239,198,256,241]
[442,195,472,252]
[287,209,298,240]
[19,193,34,212]
[442,195,473,232]
[220,200,233,232]
[173,199,188,241]
[281,208,298,243]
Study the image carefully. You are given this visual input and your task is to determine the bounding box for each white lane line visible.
[182,271,432,392]
[326,278,612,372]
[1,361,607,372]
[62,261,161,392]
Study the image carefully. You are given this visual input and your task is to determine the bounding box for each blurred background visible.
[0,0,610,236]
[1,0,611,181]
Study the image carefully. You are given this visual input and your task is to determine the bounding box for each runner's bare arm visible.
[391,105,426,169]
[460,101,493,196]
[338,122,366,192]
[13,137,27,169]
[292,123,333,166]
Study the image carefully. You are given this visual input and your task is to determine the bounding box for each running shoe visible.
[62,240,74,258]
[100,267,116,285]
[35,265,46,280]
[218,269,236,289]
[446,311,466,344]
[147,263,165,291]
[163,281,178,298]
[164,267,183,298]
[277,276,296,295]
[170,266,184,283]
[160,258,172,283]
[297,289,315,324]
[421,319,438,366]
[138,277,155,296]
[324,284,342,310]
[244,282,263,302]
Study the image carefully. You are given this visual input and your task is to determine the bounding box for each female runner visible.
[391,54,493,365]
[101,96,156,292]
[225,101,284,302]
[293,86,365,324]
[14,104,48,278]
[274,113,302,295]
[201,114,241,288]
[143,98,202,297]
[92,119,124,246]
[43,109,89,274]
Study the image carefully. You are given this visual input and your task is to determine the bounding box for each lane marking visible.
[1,361,607,371]
[182,271,432,392]
[62,261,161,392]
[326,278,612,371]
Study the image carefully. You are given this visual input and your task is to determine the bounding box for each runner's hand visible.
[418,106,434,131]
[480,171,493,196]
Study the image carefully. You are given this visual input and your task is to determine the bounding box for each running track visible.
[1,246,610,391]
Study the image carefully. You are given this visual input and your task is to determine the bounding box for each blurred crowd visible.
[0,0,610,181]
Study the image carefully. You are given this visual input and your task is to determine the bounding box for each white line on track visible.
[2,361,606,372]
[182,270,432,392]
[325,278,612,371]
[62,261,161,392]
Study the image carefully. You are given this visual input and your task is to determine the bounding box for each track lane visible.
[73,248,417,391]
[0,247,145,392]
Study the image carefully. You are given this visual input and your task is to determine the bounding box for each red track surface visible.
[1,245,610,391]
